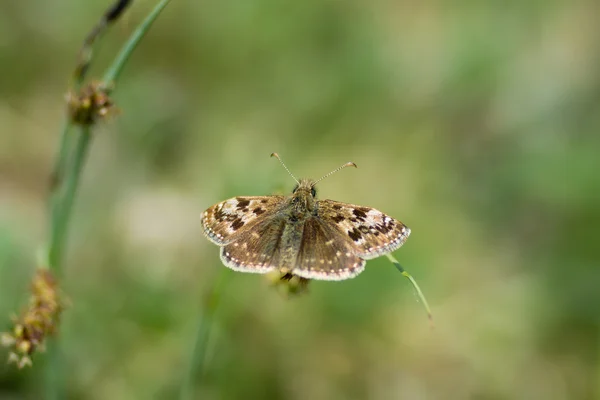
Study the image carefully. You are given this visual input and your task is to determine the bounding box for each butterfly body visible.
[202,176,410,281]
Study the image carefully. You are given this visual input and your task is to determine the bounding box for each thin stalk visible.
[180,270,229,400]
[43,0,172,397]
[103,0,172,84]
[386,253,433,326]
[48,127,92,275]
[48,122,72,211]
[48,122,73,255]
[44,126,91,400]
[75,0,133,84]
[48,0,173,264]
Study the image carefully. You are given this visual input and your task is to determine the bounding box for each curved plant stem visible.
[75,0,134,84]
[43,0,172,397]
[386,253,434,326]
[103,0,172,84]
[47,0,172,276]
[180,270,230,400]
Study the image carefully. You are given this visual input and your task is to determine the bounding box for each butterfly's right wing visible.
[317,199,410,260]
[201,195,285,245]
[292,217,366,281]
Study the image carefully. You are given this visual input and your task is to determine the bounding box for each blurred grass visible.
[1,1,600,399]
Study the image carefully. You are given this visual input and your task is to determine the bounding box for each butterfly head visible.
[270,152,357,215]
[291,178,318,213]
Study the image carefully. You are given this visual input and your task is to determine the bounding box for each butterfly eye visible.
[292,184,299,193]
[311,187,317,197]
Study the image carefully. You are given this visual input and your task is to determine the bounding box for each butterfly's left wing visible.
[317,199,410,260]
[202,196,285,245]
[219,215,289,274]
[202,195,290,274]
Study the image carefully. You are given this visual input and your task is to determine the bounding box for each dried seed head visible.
[1,269,65,369]
[66,81,117,125]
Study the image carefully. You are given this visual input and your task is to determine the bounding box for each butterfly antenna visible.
[270,153,299,185]
[312,161,357,187]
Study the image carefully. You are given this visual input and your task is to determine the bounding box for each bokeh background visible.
[1,1,599,399]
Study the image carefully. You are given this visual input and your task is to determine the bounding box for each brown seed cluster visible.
[66,81,116,125]
[1,269,65,369]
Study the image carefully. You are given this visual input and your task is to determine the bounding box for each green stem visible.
[43,1,173,397]
[48,121,72,221]
[180,270,229,400]
[47,122,71,271]
[386,253,433,325]
[48,127,92,275]
[47,0,173,271]
[45,127,91,400]
[103,0,172,84]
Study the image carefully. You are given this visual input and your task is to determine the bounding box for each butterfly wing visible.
[292,217,366,280]
[317,200,410,260]
[202,195,289,274]
[201,196,285,245]
[220,216,289,274]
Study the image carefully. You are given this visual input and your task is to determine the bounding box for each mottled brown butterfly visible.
[201,153,410,281]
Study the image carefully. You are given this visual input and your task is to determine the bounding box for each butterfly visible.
[201,153,410,281]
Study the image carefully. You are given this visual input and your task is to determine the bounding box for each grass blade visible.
[386,253,433,326]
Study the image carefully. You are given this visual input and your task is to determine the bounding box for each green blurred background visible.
[1,1,599,399]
